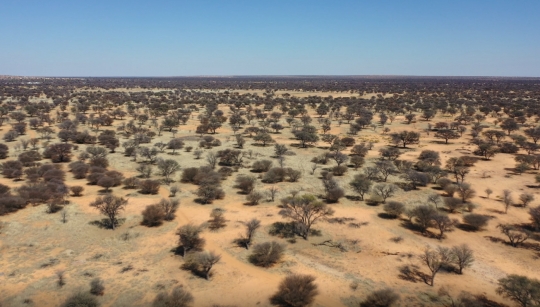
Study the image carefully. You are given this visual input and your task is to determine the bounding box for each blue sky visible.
[1,0,539,76]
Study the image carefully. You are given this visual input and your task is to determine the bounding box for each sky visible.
[1,0,539,77]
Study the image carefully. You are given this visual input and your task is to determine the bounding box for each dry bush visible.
[89,278,105,296]
[246,191,264,205]
[0,143,8,159]
[139,179,160,194]
[159,198,180,221]
[69,186,84,197]
[196,184,225,204]
[181,251,221,280]
[383,201,405,218]
[235,175,257,194]
[252,160,273,172]
[270,274,318,307]
[123,176,140,189]
[141,204,166,227]
[152,286,193,307]
[60,292,100,307]
[249,241,285,267]
[263,167,287,183]
[208,208,226,230]
[176,224,205,255]
[360,288,400,307]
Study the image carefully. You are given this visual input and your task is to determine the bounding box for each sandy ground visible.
[0,91,539,307]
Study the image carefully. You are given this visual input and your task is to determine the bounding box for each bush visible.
[176,224,205,255]
[197,185,225,204]
[141,204,166,227]
[252,160,273,172]
[70,186,84,197]
[332,165,348,176]
[140,179,160,194]
[61,292,100,307]
[246,191,264,205]
[0,143,8,159]
[69,161,89,179]
[152,286,194,307]
[383,201,405,218]
[249,242,285,267]
[270,274,318,307]
[18,150,42,166]
[89,278,105,296]
[463,214,490,230]
[235,175,257,194]
[360,288,400,307]
[0,196,27,215]
[123,176,140,189]
[263,167,287,183]
[326,187,345,203]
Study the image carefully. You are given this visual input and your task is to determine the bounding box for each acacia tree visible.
[420,247,451,287]
[349,174,372,200]
[390,131,420,148]
[156,158,181,183]
[496,275,540,307]
[434,129,460,144]
[89,195,128,230]
[451,244,474,274]
[236,218,261,249]
[279,194,334,239]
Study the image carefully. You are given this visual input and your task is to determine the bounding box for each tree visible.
[450,244,474,274]
[435,129,460,144]
[152,286,194,307]
[503,189,513,213]
[89,195,128,230]
[374,160,396,182]
[249,241,285,267]
[157,158,181,183]
[498,224,531,247]
[500,118,519,135]
[254,132,275,146]
[236,218,261,249]
[420,247,451,286]
[176,224,205,255]
[206,151,218,169]
[279,194,334,239]
[520,193,535,207]
[390,131,420,148]
[43,143,73,163]
[293,125,319,148]
[270,274,319,307]
[61,292,100,307]
[496,275,540,307]
[456,183,476,203]
[360,288,400,307]
[349,174,372,200]
[432,214,457,240]
[410,205,437,233]
[372,183,399,203]
[274,144,288,157]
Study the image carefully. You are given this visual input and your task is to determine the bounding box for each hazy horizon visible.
[1,0,539,77]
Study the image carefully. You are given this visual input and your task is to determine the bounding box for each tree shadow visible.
[398,264,430,285]
[89,218,125,229]
[378,213,399,220]
[456,223,480,232]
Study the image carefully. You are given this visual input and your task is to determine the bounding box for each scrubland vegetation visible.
[0,76,540,306]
